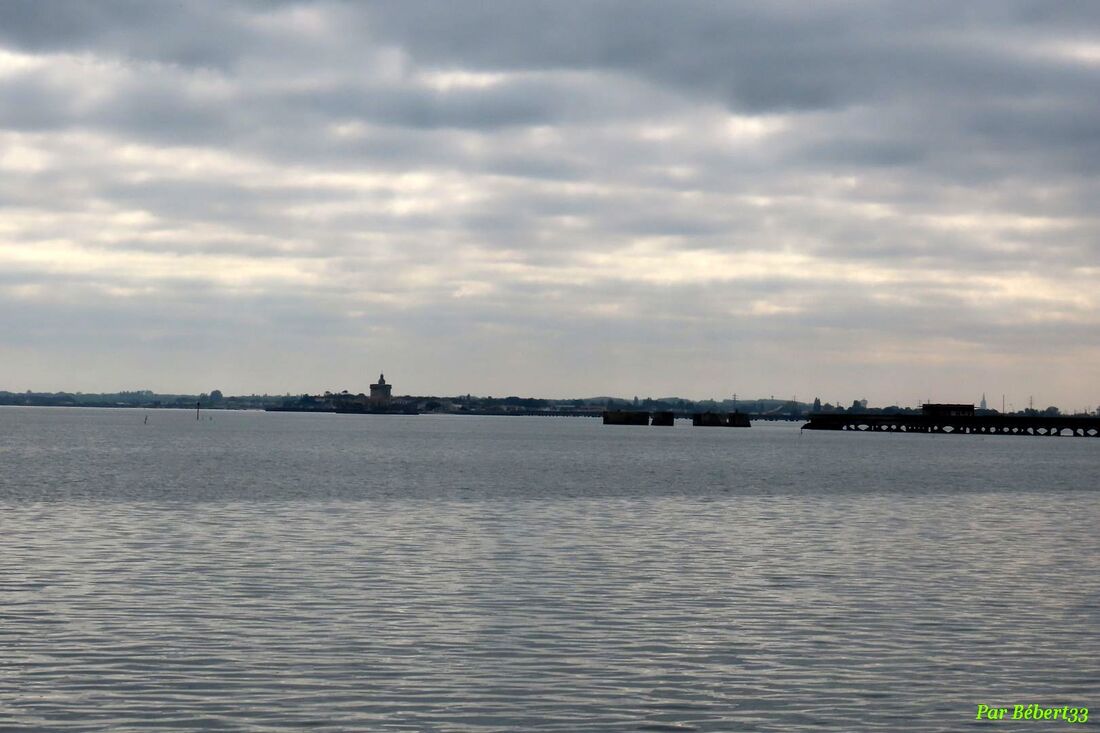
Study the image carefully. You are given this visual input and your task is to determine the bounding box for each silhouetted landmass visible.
[0,390,812,416]
[0,390,278,410]
[0,390,1090,418]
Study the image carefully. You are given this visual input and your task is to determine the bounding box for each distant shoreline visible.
[0,390,811,418]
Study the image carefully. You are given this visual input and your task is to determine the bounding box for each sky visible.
[1,1,1098,408]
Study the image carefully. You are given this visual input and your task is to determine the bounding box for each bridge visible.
[802,412,1100,437]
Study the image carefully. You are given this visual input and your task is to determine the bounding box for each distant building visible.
[980,393,988,410]
[369,373,393,408]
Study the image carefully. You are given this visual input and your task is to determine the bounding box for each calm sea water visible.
[2,406,1097,732]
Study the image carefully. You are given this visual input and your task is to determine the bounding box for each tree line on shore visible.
[0,390,1084,417]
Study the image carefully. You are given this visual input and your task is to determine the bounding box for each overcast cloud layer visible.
[1,1,1099,406]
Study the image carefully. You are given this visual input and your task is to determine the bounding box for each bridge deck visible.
[802,413,1100,437]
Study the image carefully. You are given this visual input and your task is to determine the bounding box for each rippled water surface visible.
[2,406,1098,731]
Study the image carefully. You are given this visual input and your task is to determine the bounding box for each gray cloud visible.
[1,1,1098,404]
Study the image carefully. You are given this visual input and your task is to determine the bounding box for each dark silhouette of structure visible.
[650,411,675,426]
[728,412,751,427]
[692,411,750,427]
[803,403,1100,437]
[369,373,393,409]
[602,410,651,425]
[692,411,725,427]
[921,403,975,418]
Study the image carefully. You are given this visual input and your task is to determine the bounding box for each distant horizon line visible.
[2,388,1089,414]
